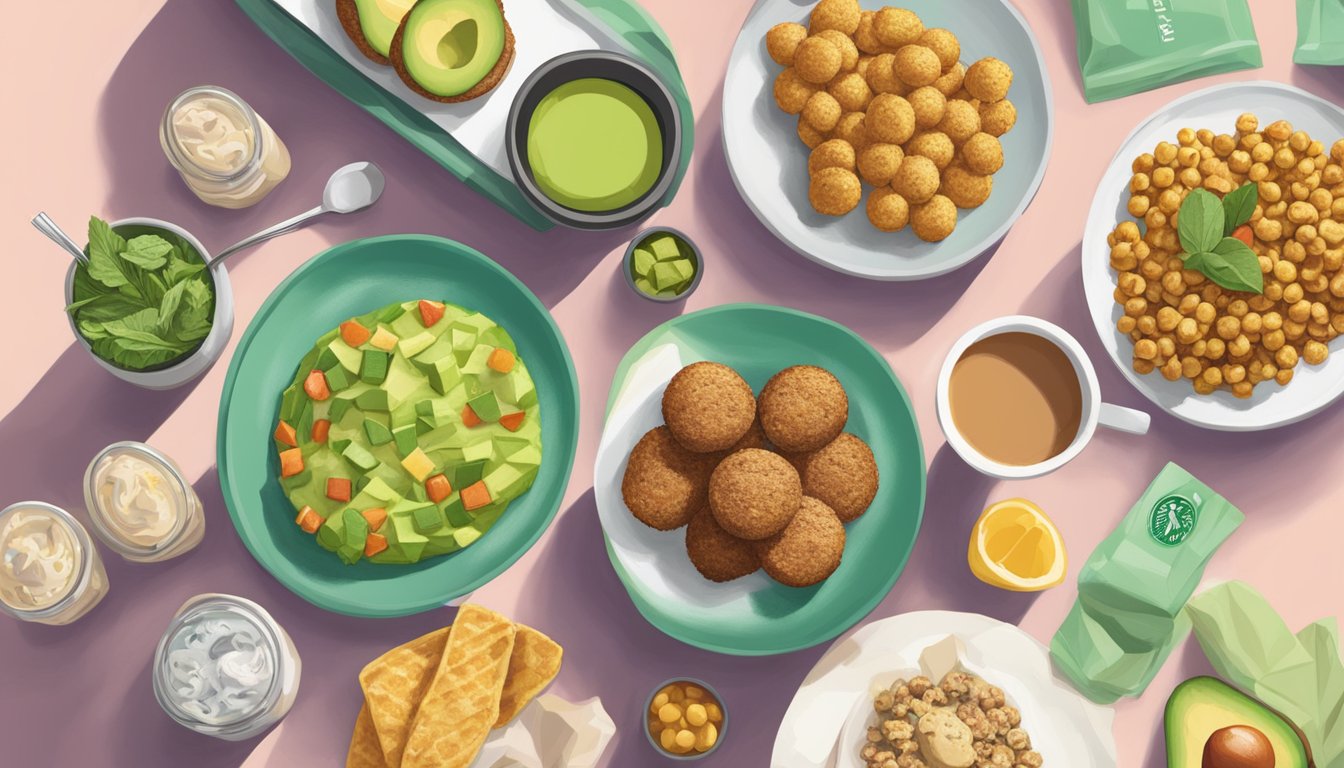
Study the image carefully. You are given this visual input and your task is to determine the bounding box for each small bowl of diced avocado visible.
[63,216,234,390]
[624,227,702,303]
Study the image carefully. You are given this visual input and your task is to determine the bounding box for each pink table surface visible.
[2,0,1342,765]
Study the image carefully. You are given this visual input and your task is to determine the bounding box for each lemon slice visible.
[968,498,1067,592]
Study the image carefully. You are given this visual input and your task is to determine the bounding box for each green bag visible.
[1296,0,1344,65]
[1071,0,1262,103]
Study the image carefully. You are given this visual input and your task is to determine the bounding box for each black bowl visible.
[506,50,682,230]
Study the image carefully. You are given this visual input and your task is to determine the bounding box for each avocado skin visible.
[335,0,393,65]
[389,0,516,104]
[1165,676,1313,768]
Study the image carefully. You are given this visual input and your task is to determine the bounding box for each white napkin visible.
[473,695,616,768]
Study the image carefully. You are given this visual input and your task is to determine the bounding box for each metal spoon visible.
[31,212,89,265]
[208,161,385,267]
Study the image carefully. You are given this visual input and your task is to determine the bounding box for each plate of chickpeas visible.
[722,0,1053,280]
[1083,82,1344,431]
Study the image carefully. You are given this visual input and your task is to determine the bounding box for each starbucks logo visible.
[1149,494,1198,546]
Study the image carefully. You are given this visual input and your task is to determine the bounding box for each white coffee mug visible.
[936,316,1150,479]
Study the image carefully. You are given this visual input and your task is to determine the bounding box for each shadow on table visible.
[96,0,631,310]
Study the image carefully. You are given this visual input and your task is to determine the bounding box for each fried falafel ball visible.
[622,427,718,531]
[759,365,849,453]
[709,449,803,540]
[827,72,872,113]
[662,361,757,453]
[979,99,1017,137]
[866,186,910,232]
[766,22,808,66]
[937,99,981,144]
[866,93,916,145]
[832,112,867,148]
[894,44,941,88]
[961,132,1004,175]
[809,138,857,174]
[816,30,859,72]
[795,36,843,84]
[873,7,923,48]
[918,28,961,71]
[864,53,904,96]
[802,91,843,133]
[754,496,846,588]
[908,85,947,129]
[792,433,880,522]
[933,61,966,97]
[809,167,863,216]
[857,142,904,186]
[891,154,940,204]
[906,131,955,170]
[854,10,882,53]
[809,0,861,35]
[911,194,958,242]
[773,68,818,114]
[797,116,828,149]
[964,56,1013,102]
[686,507,761,582]
[941,163,993,208]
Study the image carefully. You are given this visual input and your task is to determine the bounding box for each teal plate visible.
[595,305,926,655]
[218,235,579,617]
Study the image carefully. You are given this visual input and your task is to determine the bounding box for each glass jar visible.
[83,441,205,563]
[153,593,301,741]
[160,85,291,209]
[0,501,109,625]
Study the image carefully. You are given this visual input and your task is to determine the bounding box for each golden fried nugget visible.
[933,61,965,97]
[754,496,846,588]
[908,85,946,129]
[857,142,904,186]
[866,186,910,232]
[941,163,993,208]
[979,99,1017,137]
[911,194,958,242]
[891,154,940,204]
[809,167,863,215]
[855,54,873,79]
[854,10,882,53]
[965,56,1013,102]
[709,449,803,541]
[906,131,954,169]
[809,138,857,174]
[866,93,916,144]
[797,116,828,149]
[766,22,808,66]
[864,53,903,95]
[809,0,861,34]
[795,36,842,84]
[919,28,961,71]
[773,68,817,114]
[802,91,843,132]
[894,44,941,88]
[833,112,867,148]
[938,99,981,143]
[816,29,859,72]
[961,132,1004,175]
[874,7,923,47]
[827,72,872,112]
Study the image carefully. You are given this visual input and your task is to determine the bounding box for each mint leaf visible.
[157,281,189,335]
[86,217,129,288]
[1178,188,1226,256]
[1186,237,1264,294]
[121,235,173,269]
[1221,183,1258,234]
[164,255,206,285]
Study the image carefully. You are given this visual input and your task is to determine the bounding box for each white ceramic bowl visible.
[63,217,234,390]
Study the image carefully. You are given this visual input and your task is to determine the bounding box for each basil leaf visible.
[64,296,101,314]
[1177,188,1226,255]
[121,235,173,269]
[1221,183,1259,234]
[164,255,206,285]
[78,319,109,340]
[86,217,129,288]
[1187,238,1265,294]
[157,281,190,335]
[73,293,148,322]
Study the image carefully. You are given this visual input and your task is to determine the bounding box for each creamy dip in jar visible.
[153,594,301,740]
[84,442,204,562]
[160,86,291,209]
[0,502,108,625]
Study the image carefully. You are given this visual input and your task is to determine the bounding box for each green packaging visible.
[1296,0,1344,65]
[1051,462,1244,703]
[1070,0,1262,103]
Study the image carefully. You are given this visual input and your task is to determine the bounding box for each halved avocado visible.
[389,0,515,104]
[1166,677,1313,767]
[335,0,417,65]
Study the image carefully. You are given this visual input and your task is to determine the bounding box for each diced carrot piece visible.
[274,420,298,447]
[498,411,526,432]
[304,370,330,401]
[279,448,305,478]
[311,419,331,443]
[341,320,372,347]
[326,477,352,502]
[418,300,446,327]
[487,347,516,373]
[461,405,482,427]
[425,474,452,503]
[295,506,323,533]
[361,507,388,531]
[1232,224,1254,247]
[364,532,388,558]
[461,480,492,511]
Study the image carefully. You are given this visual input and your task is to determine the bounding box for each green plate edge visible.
[603,303,928,655]
[217,234,579,617]
[232,0,695,231]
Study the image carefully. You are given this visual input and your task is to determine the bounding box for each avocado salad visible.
[275,299,541,565]
[67,216,214,371]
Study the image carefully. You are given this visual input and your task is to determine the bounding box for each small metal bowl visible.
[623,226,703,303]
[63,217,234,390]
[642,677,728,761]
[506,50,682,230]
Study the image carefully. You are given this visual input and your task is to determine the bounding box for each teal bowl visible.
[217,235,579,617]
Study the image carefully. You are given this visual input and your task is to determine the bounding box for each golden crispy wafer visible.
[346,704,388,768]
[495,625,564,726]
[358,627,450,768]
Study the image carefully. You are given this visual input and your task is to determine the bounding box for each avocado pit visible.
[1203,725,1275,768]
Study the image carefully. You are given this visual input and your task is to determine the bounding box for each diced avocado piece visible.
[453,460,487,488]
[422,526,463,557]
[632,247,656,277]
[391,402,417,430]
[325,338,363,372]
[347,0,414,59]
[354,474,372,494]
[634,277,656,295]
[324,363,355,392]
[342,442,379,472]
[451,328,476,353]
[483,463,530,501]
[462,344,494,376]
[652,261,686,292]
[329,395,356,423]
[340,508,369,564]
[331,437,352,455]
[467,391,502,422]
[668,258,695,283]
[381,366,421,409]
[316,517,343,552]
[295,399,315,444]
[389,310,425,340]
[507,444,542,468]
[412,503,445,533]
[412,338,455,371]
[427,357,461,395]
[376,303,406,324]
[401,448,435,482]
[380,512,427,563]
[409,482,429,502]
[355,389,390,412]
[453,526,483,548]
[360,350,390,384]
[452,312,496,334]
[350,477,399,507]
[442,495,472,527]
[280,386,304,424]
[421,423,460,451]
[398,331,435,359]
[392,424,418,457]
[494,435,531,458]
[461,440,494,463]
[498,370,536,409]
[363,418,393,446]
[317,347,341,372]
[648,234,683,261]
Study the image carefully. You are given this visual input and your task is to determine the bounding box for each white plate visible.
[721,0,1054,280]
[770,611,1116,768]
[1082,81,1344,432]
